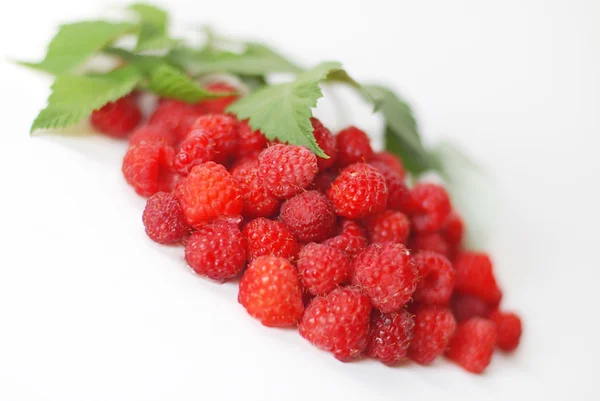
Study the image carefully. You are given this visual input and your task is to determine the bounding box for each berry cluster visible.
[91,85,522,374]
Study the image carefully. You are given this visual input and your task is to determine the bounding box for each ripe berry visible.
[279,191,336,242]
[322,219,368,257]
[412,251,455,305]
[410,232,451,259]
[299,287,371,361]
[178,162,243,229]
[408,305,457,365]
[335,126,373,167]
[173,130,216,175]
[122,141,176,197]
[243,218,299,261]
[366,210,411,244]
[238,256,304,327]
[190,114,238,163]
[367,309,414,365]
[328,163,387,219]
[441,211,464,247]
[410,183,451,233]
[309,170,337,193]
[311,118,337,170]
[446,318,497,373]
[129,124,177,147]
[149,99,202,142]
[371,151,405,179]
[91,94,141,138]
[195,82,238,114]
[258,144,318,199]
[142,192,190,244]
[297,243,351,296]
[489,310,522,352]
[230,158,280,219]
[185,221,246,281]
[451,294,491,323]
[234,120,267,158]
[352,243,417,313]
[454,252,502,306]
[369,160,415,213]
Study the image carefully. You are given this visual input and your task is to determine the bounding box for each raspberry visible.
[173,130,216,175]
[185,221,246,281]
[322,219,368,257]
[366,309,414,365]
[230,158,280,218]
[328,163,387,219]
[366,210,411,244]
[335,126,373,167]
[243,218,299,260]
[408,305,456,365]
[149,99,202,142]
[409,232,451,259]
[441,211,464,247]
[410,183,452,233]
[195,82,238,115]
[311,118,337,170]
[371,151,405,179]
[190,114,238,164]
[299,287,371,361]
[178,162,243,229]
[279,191,336,242]
[412,251,455,305]
[309,170,337,193]
[234,120,267,158]
[369,160,415,213]
[258,144,318,199]
[142,192,190,244]
[351,243,417,313]
[454,252,502,306]
[446,318,497,373]
[297,243,351,296]
[91,94,141,138]
[129,124,177,147]
[489,310,522,352]
[122,141,176,197]
[451,294,491,323]
[238,256,304,327]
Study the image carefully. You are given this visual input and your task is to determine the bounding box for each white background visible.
[1,0,599,400]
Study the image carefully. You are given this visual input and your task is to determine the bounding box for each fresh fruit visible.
[230,158,280,218]
[173,130,216,175]
[366,210,411,244]
[91,94,141,137]
[190,114,238,163]
[311,118,337,170]
[142,192,190,244]
[451,294,491,323]
[408,306,457,365]
[322,219,368,257]
[412,251,455,305]
[454,252,502,306]
[258,144,318,199]
[410,183,451,233]
[122,141,176,197]
[297,243,351,296]
[367,309,414,365]
[279,190,336,242]
[328,163,387,219]
[243,218,299,260]
[446,318,497,373]
[489,310,522,352]
[335,126,373,167]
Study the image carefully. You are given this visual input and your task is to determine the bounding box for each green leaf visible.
[30,65,141,133]
[144,63,226,102]
[227,62,344,157]
[19,21,136,75]
[129,3,176,51]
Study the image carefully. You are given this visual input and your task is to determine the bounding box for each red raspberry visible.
[190,114,238,164]
[142,192,190,244]
[178,162,243,229]
[410,183,452,233]
[451,294,491,323]
[412,251,455,305]
[230,158,280,219]
[91,94,141,138]
[369,160,415,213]
[410,232,451,259]
[238,256,304,327]
[441,211,464,247]
[122,141,176,197]
[299,287,371,361]
[408,305,457,365]
[454,252,502,306]
[195,82,238,115]
[297,243,351,296]
[352,243,417,312]
[366,210,411,244]
[234,120,267,158]
[489,310,522,352]
[243,218,299,260]
[311,118,337,170]
[335,126,373,167]
[173,130,216,175]
[371,151,405,179]
[328,163,387,219]
[366,309,414,365]
[446,318,497,373]
[185,221,246,281]
[149,99,202,142]
[279,191,336,242]
[129,124,177,147]
[309,170,337,193]
[258,144,318,199]
[323,219,368,257]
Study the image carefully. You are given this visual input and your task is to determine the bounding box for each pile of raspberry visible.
[91,83,522,374]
